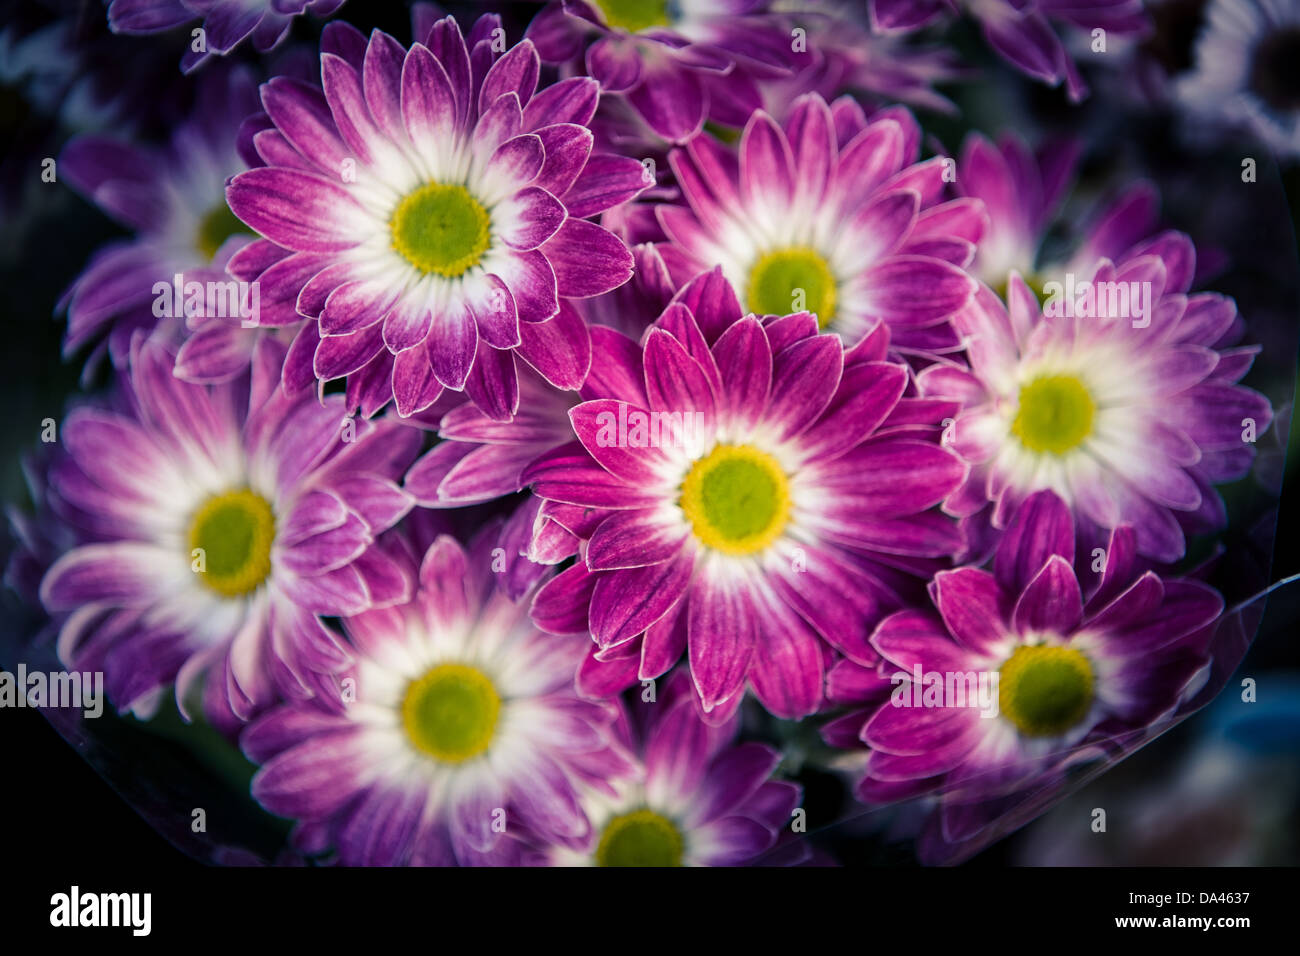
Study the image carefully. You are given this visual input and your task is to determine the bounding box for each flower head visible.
[39,338,419,726]
[652,94,981,355]
[59,65,266,381]
[541,672,802,865]
[226,16,649,421]
[827,490,1221,832]
[242,529,626,865]
[1177,0,1300,158]
[921,242,1273,561]
[527,273,967,720]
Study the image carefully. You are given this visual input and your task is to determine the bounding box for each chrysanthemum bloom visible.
[226,16,649,421]
[653,94,981,355]
[954,132,1079,292]
[825,491,1220,829]
[541,672,802,865]
[527,0,799,142]
[107,0,346,73]
[920,253,1274,561]
[869,0,1150,102]
[39,339,419,725]
[58,66,269,381]
[1176,0,1300,158]
[242,531,627,865]
[954,131,1171,296]
[527,274,967,721]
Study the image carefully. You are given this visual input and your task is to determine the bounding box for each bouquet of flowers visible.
[1,0,1294,867]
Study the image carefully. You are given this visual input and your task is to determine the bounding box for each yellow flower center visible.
[998,644,1095,738]
[595,809,684,866]
[1011,374,1096,454]
[746,247,838,328]
[187,489,275,597]
[401,663,501,763]
[592,0,672,33]
[390,182,491,277]
[679,444,791,556]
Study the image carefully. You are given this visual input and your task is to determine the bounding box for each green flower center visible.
[747,247,837,328]
[1011,374,1096,454]
[998,644,1095,738]
[592,0,672,33]
[188,489,276,597]
[401,663,501,763]
[679,444,790,555]
[595,809,684,866]
[390,182,491,277]
[197,202,252,261]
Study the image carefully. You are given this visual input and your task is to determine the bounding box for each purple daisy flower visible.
[107,0,347,73]
[527,0,799,142]
[526,273,967,722]
[652,94,981,355]
[58,65,270,381]
[870,0,1150,102]
[241,529,627,866]
[954,131,1176,295]
[226,16,650,421]
[919,246,1274,561]
[39,338,420,725]
[954,132,1080,292]
[540,671,802,865]
[825,490,1221,833]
